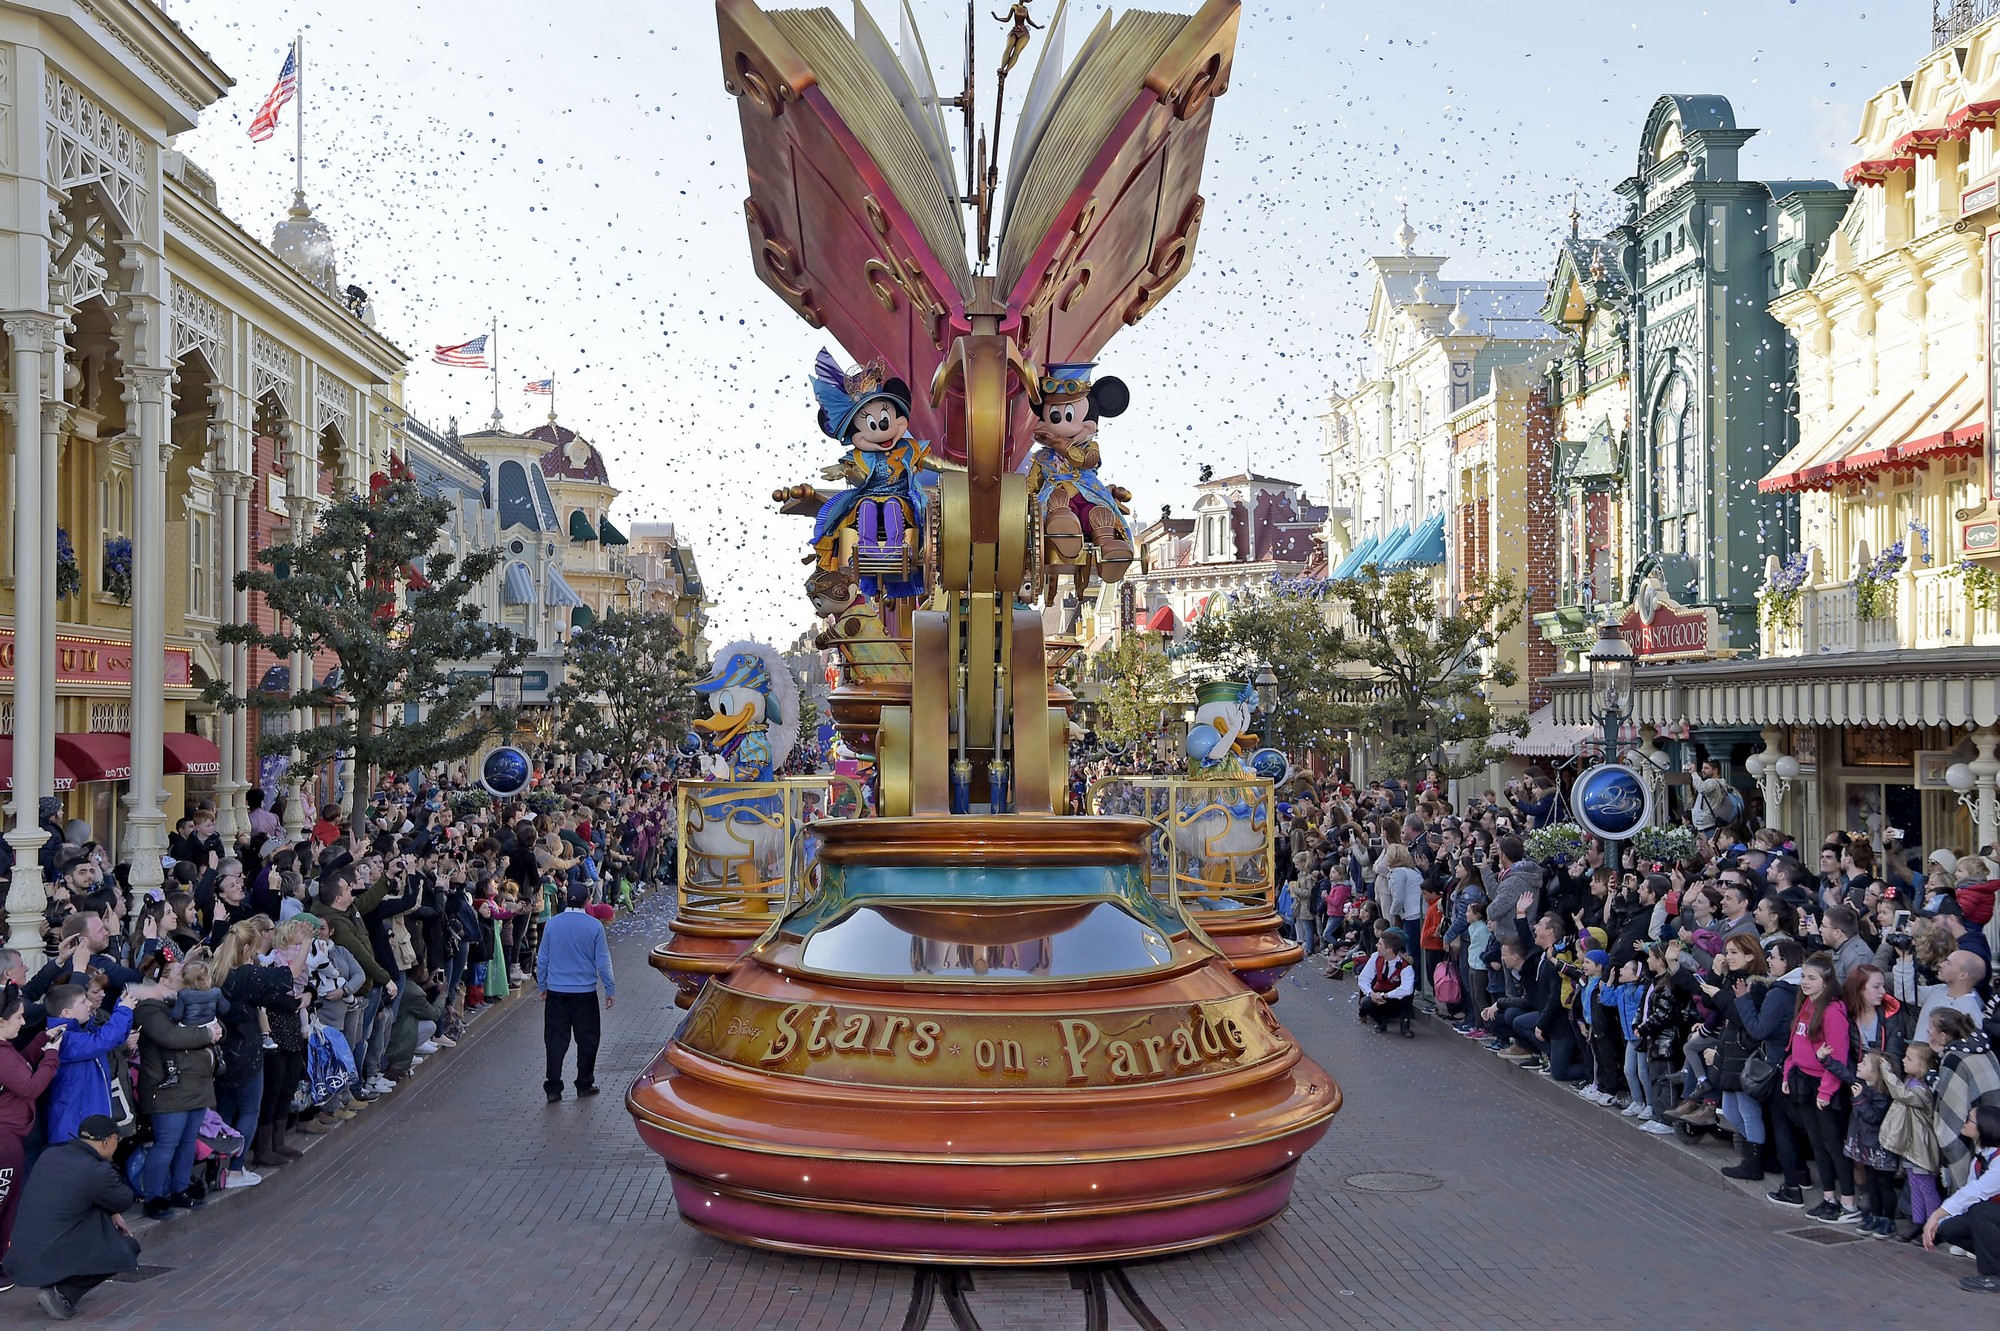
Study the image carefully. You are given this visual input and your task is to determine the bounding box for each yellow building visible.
[1745,16,2000,852]
[2,2,405,958]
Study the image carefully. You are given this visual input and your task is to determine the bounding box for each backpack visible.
[1704,783,1744,825]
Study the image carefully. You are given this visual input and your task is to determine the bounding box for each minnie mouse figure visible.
[1025,362,1134,583]
[805,348,935,602]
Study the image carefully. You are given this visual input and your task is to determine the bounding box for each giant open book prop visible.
[719,0,1238,467]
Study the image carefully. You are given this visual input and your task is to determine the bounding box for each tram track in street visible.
[899,1263,1169,1331]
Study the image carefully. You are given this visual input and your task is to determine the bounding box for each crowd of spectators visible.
[1283,770,2000,1297]
[0,762,677,1318]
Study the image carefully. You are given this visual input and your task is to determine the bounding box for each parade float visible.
[629,0,1339,1265]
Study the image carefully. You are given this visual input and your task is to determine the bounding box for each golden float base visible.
[629,816,1340,1264]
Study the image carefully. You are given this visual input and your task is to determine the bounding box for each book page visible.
[855,0,963,244]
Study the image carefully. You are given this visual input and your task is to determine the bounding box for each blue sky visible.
[162,0,1924,644]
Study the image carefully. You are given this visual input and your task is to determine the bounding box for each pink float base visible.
[664,1165,1303,1265]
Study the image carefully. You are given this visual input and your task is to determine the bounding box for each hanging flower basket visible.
[1630,824,1695,864]
[102,536,133,604]
[1853,540,1906,622]
[448,788,493,818]
[1954,560,2000,612]
[1757,551,1810,632]
[1523,821,1586,868]
[54,527,82,601]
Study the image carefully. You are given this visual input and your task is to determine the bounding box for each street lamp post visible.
[1587,618,1635,876]
[1252,662,1277,718]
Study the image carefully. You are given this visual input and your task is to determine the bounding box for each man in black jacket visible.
[6,1114,140,1319]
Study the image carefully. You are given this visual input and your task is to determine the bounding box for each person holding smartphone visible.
[0,984,63,1273]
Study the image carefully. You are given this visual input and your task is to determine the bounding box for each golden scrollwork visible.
[1124,196,1205,327]
[717,0,815,117]
[744,198,824,328]
[1058,263,1094,313]
[1172,53,1224,121]
[863,259,900,312]
[1016,199,1097,350]
[859,195,952,348]
[1143,0,1239,122]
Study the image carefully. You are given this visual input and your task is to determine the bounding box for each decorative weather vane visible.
[946,1,1046,269]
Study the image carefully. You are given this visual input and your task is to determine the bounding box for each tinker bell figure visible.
[807,348,936,604]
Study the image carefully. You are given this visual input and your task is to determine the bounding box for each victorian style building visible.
[0,2,423,957]
[1535,96,1849,805]
[1117,471,1322,658]
[1320,227,1564,779]
[1722,13,2000,854]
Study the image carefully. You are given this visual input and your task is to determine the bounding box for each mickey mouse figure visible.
[804,348,935,602]
[1025,362,1134,582]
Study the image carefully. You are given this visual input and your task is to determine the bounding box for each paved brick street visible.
[2,896,1975,1330]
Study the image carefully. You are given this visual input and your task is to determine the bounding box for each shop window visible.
[89,702,131,732]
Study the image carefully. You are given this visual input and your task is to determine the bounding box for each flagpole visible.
[550,376,557,422]
[294,33,304,198]
[490,315,500,425]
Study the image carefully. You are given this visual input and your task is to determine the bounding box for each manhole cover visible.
[1343,1171,1443,1194]
[1783,1227,1867,1246]
[112,1265,174,1283]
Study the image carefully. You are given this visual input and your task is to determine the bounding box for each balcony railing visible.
[1760,565,2000,656]
[1936,0,2000,49]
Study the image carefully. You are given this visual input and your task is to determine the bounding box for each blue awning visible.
[1382,513,1447,571]
[1330,533,1383,580]
[501,561,536,605]
[1373,521,1422,568]
[544,569,584,608]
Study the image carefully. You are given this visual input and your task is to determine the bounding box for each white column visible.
[3,314,54,963]
[1755,726,1786,832]
[210,467,240,840]
[122,363,174,895]
[285,459,312,837]
[39,404,66,796]
[215,438,254,840]
[1971,727,2000,856]
[234,470,257,823]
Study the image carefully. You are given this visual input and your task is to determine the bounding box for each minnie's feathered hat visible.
[811,347,908,440]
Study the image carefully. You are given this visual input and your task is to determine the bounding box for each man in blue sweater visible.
[536,881,615,1102]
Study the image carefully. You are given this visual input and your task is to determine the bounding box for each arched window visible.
[1652,371,1697,557]
[497,460,538,530]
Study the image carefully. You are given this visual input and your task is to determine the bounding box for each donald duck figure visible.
[807,348,935,602]
[1184,678,1259,778]
[690,643,799,782]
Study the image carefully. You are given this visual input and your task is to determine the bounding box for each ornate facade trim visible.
[169,278,224,369]
[43,67,148,220]
[251,327,295,411]
[76,0,211,114]
[315,371,352,439]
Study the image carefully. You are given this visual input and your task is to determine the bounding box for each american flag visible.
[247,45,298,143]
[524,378,554,395]
[432,335,489,369]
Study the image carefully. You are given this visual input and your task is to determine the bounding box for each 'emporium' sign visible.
[0,631,193,688]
